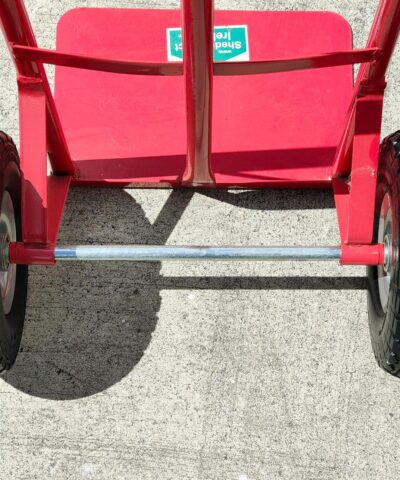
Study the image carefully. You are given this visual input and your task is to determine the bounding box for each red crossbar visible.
[13,44,183,76]
[13,44,379,77]
[214,48,380,75]
[13,27,379,188]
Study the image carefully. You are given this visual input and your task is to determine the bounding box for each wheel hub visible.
[0,191,16,315]
[378,193,394,312]
[383,232,393,274]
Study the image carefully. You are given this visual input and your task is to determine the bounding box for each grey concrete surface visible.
[1,1,400,479]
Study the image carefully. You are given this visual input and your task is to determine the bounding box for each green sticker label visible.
[167,25,249,62]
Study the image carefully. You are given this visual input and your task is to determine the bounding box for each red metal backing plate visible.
[55,9,353,187]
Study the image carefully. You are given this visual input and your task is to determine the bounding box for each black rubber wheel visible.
[0,131,28,373]
[368,131,400,376]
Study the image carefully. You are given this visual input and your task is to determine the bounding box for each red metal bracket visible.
[341,244,385,265]
[9,243,55,266]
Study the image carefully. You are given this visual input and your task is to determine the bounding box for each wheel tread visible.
[0,132,27,372]
[368,131,400,377]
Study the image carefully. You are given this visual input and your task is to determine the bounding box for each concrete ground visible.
[1,1,400,479]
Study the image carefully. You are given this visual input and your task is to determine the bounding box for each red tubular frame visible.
[0,1,74,175]
[12,44,380,77]
[0,0,400,265]
[0,0,75,246]
[332,0,400,247]
[181,0,215,185]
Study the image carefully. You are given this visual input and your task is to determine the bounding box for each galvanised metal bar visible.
[182,0,215,185]
[54,246,342,261]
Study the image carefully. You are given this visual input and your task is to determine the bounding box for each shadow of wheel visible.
[2,188,171,399]
[1,187,355,398]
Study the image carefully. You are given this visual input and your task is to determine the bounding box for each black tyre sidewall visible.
[0,140,28,370]
[368,136,400,374]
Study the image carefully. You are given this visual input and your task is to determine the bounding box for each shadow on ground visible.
[2,188,365,400]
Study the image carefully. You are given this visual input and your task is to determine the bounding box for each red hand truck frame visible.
[0,0,400,376]
[0,0,397,266]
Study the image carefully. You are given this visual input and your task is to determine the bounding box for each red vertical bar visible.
[331,0,400,245]
[0,0,75,176]
[18,77,47,244]
[333,0,400,178]
[346,95,383,244]
[358,0,400,89]
[182,0,215,185]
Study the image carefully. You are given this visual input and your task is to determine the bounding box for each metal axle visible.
[54,245,342,261]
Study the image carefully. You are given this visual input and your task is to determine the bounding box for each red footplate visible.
[55,9,353,187]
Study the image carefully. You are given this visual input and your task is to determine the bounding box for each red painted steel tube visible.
[358,0,400,91]
[346,94,383,244]
[333,0,400,178]
[331,0,400,246]
[12,44,379,77]
[13,45,184,76]
[182,0,215,185]
[0,0,75,176]
[0,1,40,77]
[18,75,48,244]
[214,48,380,76]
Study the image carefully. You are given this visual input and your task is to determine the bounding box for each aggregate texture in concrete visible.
[1,1,400,479]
